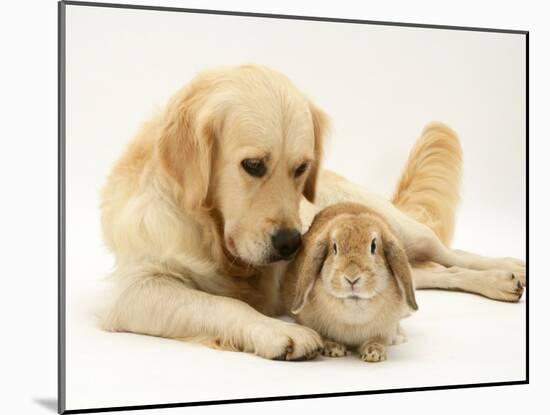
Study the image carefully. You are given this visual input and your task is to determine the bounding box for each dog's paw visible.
[321,340,347,357]
[496,258,526,286]
[482,270,525,302]
[359,342,387,363]
[512,269,526,288]
[247,320,323,361]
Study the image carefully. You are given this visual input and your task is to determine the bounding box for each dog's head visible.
[158,65,329,265]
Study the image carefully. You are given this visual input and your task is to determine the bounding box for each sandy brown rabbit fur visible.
[282,202,418,362]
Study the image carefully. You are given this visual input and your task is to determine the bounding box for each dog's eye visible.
[333,243,338,255]
[294,162,309,178]
[241,159,266,177]
[371,238,377,254]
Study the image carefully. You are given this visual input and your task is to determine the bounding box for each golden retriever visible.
[100,64,525,360]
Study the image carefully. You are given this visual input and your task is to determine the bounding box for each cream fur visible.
[392,122,462,246]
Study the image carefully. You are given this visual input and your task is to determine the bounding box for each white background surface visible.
[1,0,547,414]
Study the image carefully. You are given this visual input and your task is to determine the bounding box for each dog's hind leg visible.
[446,249,526,284]
[418,235,525,286]
[398,217,526,285]
[412,262,524,302]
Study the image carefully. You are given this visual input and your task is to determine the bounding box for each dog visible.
[100,64,525,360]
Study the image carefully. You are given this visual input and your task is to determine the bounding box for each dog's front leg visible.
[102,272,323,360]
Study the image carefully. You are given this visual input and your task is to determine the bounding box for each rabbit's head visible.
[291,211,418,314]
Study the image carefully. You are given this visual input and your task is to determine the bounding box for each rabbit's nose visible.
[345,275,360,287]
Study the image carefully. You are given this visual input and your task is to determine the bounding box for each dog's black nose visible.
[271,228,302,259]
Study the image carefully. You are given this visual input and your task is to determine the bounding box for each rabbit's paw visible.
[391,325,407,345]
[359,342,387,362]
[321,340,348,357]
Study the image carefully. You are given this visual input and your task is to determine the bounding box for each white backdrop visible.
[62,2,527,411]
[3,0,547,414]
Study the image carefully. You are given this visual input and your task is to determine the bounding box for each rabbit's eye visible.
[333,243,338,255]
[370,238,377,254]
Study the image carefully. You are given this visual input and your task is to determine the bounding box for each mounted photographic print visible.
[58,1,528,413]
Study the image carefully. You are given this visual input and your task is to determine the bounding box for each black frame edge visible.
[62,0,528,35]
[58,1,67,414]
[525,31,529,384]
[63,381,528,414]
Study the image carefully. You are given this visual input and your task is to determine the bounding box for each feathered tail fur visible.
[391,122,463,246]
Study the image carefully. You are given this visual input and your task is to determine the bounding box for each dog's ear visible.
[303,101,329,203]
[157,82,218,211]
[383,234,418,311]
[291,238,328,314]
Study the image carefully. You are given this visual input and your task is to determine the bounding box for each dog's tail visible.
[391,122,463,247]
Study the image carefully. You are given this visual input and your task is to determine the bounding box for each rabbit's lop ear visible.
[291,239,328,315]
[383,237,418,311]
